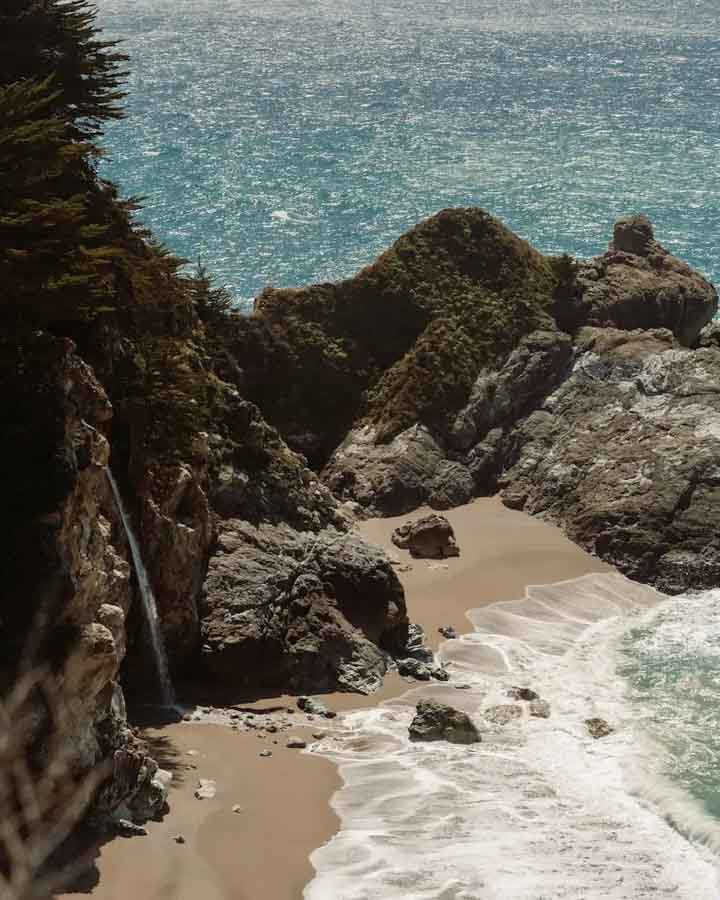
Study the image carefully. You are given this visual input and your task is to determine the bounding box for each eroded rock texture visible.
[201,522,408,693]
[501,327,720,593]
[0,334,166,822]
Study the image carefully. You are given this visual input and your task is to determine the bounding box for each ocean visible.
[94,1,720,895]
[96,0,719,307]
[307,574,720,899]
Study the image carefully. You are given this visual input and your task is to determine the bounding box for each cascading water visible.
[106,469,176,708]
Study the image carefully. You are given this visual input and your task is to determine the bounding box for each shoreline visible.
[58,497,610,900]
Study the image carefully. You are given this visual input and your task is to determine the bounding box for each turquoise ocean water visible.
[97,0,719,307]
[96,1,720,892]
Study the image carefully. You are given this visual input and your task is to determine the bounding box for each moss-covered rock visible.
[220,208,559,463]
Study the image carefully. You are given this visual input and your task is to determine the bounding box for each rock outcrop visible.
[227,210,718,594]
[0,333,166,822]
[201,520,408,694]
[500,327,720,592]
[391,514,460,559]
[408,699,481,744]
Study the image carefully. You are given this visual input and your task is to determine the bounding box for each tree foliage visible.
[0,0,128,139]
[0,77,120,324]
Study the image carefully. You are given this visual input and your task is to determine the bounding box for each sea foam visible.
[306,573,720,899]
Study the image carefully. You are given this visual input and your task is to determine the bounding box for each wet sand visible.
[59,497,609,900]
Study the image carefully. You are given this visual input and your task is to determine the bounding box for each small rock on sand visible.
[259,749,273,758]
[194,779,217,800]
[232,805,243,814]
[173,835,186,844]
[286,737,307,749]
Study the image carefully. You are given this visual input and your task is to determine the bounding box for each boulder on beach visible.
[391,514,460,559]
[408,699,481,744]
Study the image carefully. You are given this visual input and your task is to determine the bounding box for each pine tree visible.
[0,0,128,138]
[191,262,235,322]
[0,77,121,324]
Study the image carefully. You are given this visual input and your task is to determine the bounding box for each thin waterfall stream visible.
[106,469,176,708]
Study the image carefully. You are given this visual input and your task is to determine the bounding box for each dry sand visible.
[59,497,609,900]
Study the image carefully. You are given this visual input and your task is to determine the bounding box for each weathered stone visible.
[500,333,720,593]
[484,704,522,726]
[286,737,307,749]
[529,699,551,719]
[567,220,717,346]
[397,658,432,680]
[324,425,448,516]
[194,779,217,800]
[438,626,458,640]
[297,696,337,718]
[450,330,573,452]
[507,686,539,702]
[114,819,148,838]
[391,514,460,559]
[586,717,614,739]
[611,214,655,256]
[408,699,481,744]
[201,522,408,693]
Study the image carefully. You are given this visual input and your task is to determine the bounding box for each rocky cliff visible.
[3,206,717,838]
[219,210,717,594]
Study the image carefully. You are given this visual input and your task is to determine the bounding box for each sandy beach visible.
[59,497,609,900]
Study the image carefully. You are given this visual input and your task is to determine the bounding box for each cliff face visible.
[0,333,167,822]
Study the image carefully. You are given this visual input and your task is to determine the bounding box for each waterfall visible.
[106,469,176,708]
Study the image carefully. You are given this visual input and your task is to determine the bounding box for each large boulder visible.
[408,699,481,744]
[391,514,460,559]
[201,521,409,693]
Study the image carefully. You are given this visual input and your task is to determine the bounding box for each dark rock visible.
[391,514,460,560]
[507,686,539,702]
[397,658,432,681]
[400,623,434,663]
[114,819,148,838]
[297,696,337,718]
[324,424,448,516]
[611,214,655,256]
[529,699,551,719]
[586,717,614,739]
[449,330,573,452]
[567,220,717,346]
[698,321,720,348]
[201,522,408,693]
[286,737,307,749]
[438,626,458,640]
[408,699,481,744]
[430,665,450,682]
[500,331,720,593]
[173,834,186,845]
